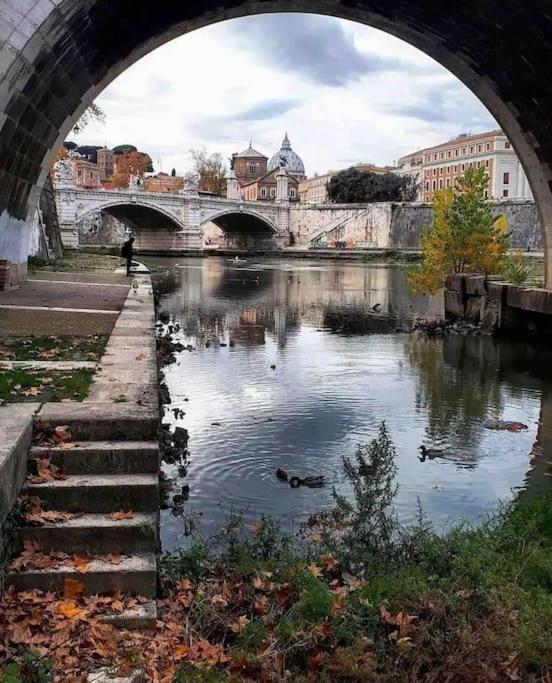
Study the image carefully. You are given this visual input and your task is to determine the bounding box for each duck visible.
[371,303,382,312]
[270,364,276,370]
[418,445,445,462]
[289,475,325,488]
[276,468,289,482]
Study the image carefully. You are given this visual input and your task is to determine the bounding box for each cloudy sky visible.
[76,13,496,177]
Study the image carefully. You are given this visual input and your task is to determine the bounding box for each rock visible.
[276,468,288,481]
[173,426,189,446]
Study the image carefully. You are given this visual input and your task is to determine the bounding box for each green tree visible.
[327,168,418,203]
[113,144,138,155]
[190,148,227,195]
[409,167,509,294]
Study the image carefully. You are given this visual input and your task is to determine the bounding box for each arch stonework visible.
[1,2,552,284]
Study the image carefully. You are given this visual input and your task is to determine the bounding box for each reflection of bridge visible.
[55,186,290,250]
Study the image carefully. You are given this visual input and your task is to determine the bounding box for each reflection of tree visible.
[521,388,552,498]
[407,334,503,453]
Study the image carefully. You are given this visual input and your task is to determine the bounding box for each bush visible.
[500,252,532,285]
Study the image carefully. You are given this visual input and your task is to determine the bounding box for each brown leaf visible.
[73,554,91,573]
[56,601,88,620]
[105,553,122,565]
[253,595,268,616]
[230,615,249,633]
[53,425,72,443]
[307,563,322,577]
[108,510,135,521]
[63,578,86,599]
[308,651,322,671]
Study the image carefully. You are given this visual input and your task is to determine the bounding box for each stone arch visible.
[76,200,185,232]
[201,209,278,234]
[2,3,552,284]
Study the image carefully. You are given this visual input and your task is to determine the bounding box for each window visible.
[249,164,256,174]
[470,146,474,153]
[484,190,489,199]
[433,168,436,176]
[447,150,451,158]
[485,160,489,168]
[454,165,458,172]
[462,147,466,155]
[503,172,510,184]
[270,187,276,198]
[261,187,267,198]
[434,153,438,161]
[503,189,509,197]
[486,143,491,151]
[455,149,459,157]
[477,144,482,152]
[432,180,436,190]
[505,141,511,149]
[447,166,450,173]
[290,188,296,198]
[425,181,429,190]
[440,152,444,159]
[438,179,443,189]
[446,178,450,188]
[461,164,465,171]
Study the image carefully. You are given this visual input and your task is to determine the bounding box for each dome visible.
[268,133,305,177]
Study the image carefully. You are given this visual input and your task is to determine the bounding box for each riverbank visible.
[1,424,551,681]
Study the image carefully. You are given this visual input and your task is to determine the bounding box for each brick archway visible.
[1,2,552,285]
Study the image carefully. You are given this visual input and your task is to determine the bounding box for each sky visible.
[75,13,497,178]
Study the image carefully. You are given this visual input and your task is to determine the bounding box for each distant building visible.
[299,163,394,204]
[143,172,184,193]
[97,147,114,181]
[396,130,532,202]
[232,134,306,201]
[241,167,299,202]
[232,143,268,187]
[72,158,100,189]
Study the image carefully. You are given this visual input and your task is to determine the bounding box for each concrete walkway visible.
[0,271,130,336]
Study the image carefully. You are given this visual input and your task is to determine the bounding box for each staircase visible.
[5,408,160,624]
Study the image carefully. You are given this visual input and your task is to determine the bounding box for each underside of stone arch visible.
[1,2,552,285]
[204,212,277,249]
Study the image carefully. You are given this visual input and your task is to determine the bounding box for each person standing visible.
[121,236,135,276]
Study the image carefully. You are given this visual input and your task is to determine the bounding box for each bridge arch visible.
[2,3,552,284]
[76,200,185,232]
[201,208,279,250]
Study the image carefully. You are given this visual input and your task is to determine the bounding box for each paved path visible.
[0,271,130,336]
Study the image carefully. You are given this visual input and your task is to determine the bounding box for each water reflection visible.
[147,257,550,549]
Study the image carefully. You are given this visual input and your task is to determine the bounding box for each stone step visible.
[24,474,159,513]
[29,441,159,475]
[6,553,156,597]
[18,512,158,554]
[38,404,158,441]
[99,599,157,630]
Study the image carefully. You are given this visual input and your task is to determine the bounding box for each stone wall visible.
[289,199,542,251]
[77,213,126,246]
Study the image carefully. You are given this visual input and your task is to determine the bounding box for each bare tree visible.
[190,148,227,196]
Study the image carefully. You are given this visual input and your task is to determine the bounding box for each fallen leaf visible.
[108,510,135,521]
[63,578,86,599]
[73,555,91,573]
[105,553,122,565]
[56,601,88,620]
[230,615,249,633]
[308,563,322,578]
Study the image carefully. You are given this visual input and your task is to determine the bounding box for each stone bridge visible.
[55,185,291,251]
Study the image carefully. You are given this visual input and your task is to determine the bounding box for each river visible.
[147,256,552,550]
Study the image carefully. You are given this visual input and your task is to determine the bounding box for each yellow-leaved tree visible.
[409,167,509,294]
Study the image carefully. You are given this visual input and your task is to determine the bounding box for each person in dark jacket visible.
[121,237,135,276]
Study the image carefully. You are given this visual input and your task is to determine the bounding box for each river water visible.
[148,256,552,551]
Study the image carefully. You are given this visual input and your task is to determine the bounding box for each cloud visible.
[381,83,496,128]
[229,14,411,86]
[187,97,301,140]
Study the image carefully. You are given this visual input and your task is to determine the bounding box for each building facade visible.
[395,130,532,202]
[72,158,100,189]
[232,144,268,187]
[143,173,184,193]
[97,147,114,181]
[241,168,299,202]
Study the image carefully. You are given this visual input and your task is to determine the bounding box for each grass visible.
[0,369,94,403]
[0,335,107,362]
[29,250,124,273]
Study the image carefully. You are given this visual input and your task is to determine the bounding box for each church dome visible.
[268,133,305,177]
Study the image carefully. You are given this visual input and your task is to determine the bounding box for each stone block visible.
[465,274,487,296]
[444,290,465,320]
[0,403,37,525]
[445,274,467,294]
[465,296,482,323]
